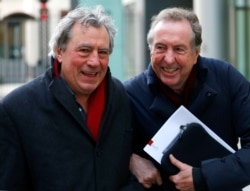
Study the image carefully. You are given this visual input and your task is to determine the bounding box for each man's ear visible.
[55,48,63,63]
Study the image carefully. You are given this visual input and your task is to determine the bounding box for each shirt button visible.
[207,92,212,97]
[96,149,103,157]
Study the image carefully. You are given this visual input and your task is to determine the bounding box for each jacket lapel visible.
[188,83,217,116]
[150,94,176,119]
[49,77,88,132]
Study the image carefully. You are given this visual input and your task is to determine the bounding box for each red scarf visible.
[53,58,61,78]
[86,78,107,141]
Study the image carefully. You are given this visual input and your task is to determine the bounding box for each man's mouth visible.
[162,67,178,73]
[82,71,97,77]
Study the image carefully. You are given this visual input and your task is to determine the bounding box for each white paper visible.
[143,105,235,163]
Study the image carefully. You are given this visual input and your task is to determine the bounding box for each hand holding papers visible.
[143,106,235,175]
[160,122,233,175]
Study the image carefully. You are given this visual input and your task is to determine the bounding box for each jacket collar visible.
[48,75,85,129]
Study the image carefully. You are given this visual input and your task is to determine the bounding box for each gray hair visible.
[48,5,117,57]
[147,7,202,52]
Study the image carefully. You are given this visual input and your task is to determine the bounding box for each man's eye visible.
[156,45,165,50]
[175,47,186,54]
[80,49,90,53]
[98,50,110,57]
[154,45,166,53]
[78,48,90,56]
[99,50,108,54]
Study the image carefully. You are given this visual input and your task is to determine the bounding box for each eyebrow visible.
[76,43,91,49]
[76,43,110,51]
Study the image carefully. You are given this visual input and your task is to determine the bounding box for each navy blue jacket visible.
[124,56,250,191]
[0,67,143,191]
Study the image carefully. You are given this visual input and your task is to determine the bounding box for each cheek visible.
[180,59,195,76]
[66,55,83,66]
[98,57,110,70]
[151,53,163,64]
[61,57,81,74]
[101,59,109,67]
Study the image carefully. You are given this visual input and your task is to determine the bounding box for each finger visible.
[169,154,183,170]
[142,183,152,189]
[156,174,163,185]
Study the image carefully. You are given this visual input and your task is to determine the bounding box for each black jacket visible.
[0,67,142,191]
[124,56,250,191]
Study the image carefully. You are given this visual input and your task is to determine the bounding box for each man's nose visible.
[164,50,175,63]
[88,50,100,66]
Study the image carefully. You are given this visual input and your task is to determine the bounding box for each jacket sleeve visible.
[0,103,30,190]
[119,174,146,191]
[200,65,250,191]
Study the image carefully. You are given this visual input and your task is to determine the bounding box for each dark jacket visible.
[124,56,250,191]
[0,67,141,191]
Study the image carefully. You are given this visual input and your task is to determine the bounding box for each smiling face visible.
[56,22,110,98]
[150,19,199,93]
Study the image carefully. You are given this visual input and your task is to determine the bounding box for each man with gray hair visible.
[125,7,250,191]
[0,6,142,191]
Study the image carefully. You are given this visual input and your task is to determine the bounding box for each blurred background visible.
[0,1,250,189]
[0,0,250,98]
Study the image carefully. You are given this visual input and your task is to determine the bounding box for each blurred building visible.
[0,0,70,83]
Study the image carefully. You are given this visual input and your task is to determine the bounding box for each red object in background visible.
[40,2,48,21]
